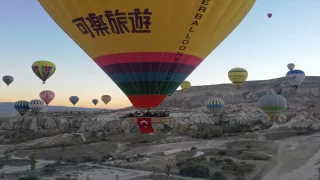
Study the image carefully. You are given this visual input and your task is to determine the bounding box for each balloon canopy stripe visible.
[94,52,202,67]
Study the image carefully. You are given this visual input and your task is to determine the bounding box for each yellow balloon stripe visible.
[38,0,256,59]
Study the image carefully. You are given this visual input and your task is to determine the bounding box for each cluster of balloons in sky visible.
[203,63,305,120]
[3,60,112,116]
[0,0,305,120]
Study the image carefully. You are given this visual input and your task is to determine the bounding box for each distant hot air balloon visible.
[92,99,98,106]
[38,0,256,109]
[39,90,55,106]
[2,75,14,87]
[180,81,191,92]
[287,63,295,70]
[101,95,111,105]
[206,98,225,114]
[14,100,30,116]
[228,68,248,89]
[259,90,287,120]
[272,84,285,95]
[267,13,272,18]
[69,96,79,106]
[32,60,56,84]
[286,69,305,89]
[28,99,45,114]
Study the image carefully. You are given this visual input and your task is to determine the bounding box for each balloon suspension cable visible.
[7,85,9,87]
[43,81,45,84]
[46,104,48,106]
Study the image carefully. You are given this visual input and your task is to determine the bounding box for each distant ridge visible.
[0,102,108,112]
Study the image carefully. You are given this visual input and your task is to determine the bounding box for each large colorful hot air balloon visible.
[92,99,98,106]
[272,84,285,95]
[2,75,14,87]
[286,70,305,89]
[28,99,45,114]
[287,63,295,71]
[14,101,30,116]
[38,0,256,108]
[39,90,55,106]
[206,98,225,114]
[259,90,287,120]
[267,13,272,18]
[228,68,248,89]
[180,81,191,92]
[69,96,79,106]
[101,95,111,105]
[32,60,56,84]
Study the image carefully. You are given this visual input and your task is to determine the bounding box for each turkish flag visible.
[137,117,155,134]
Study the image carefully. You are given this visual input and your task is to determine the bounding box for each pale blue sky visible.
[0,0,319,108]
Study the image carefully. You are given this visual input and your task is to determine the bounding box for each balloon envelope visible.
[39,90,55,105]
[180,81,191,92]
[206,98,225,114]
[228,67,248,89]
[267,13,272,18]
[259,92,286,120]
[286,70,305,89]
[32,60,56,84]
[2,75,14,87]
[69,96,79,106]
[28,99,45,114]
[38,0,256,108]
[14,100,30,116]
[92,99,98,105]
[287,63,295,70]
[101,95,111,105]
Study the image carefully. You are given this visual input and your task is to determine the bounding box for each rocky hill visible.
[2,76,320,133]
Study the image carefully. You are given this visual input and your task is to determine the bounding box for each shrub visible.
[226,144,233,150]
[211,171,226,180]
[179,165,209,178]
[18,176,39,180]
[245,145,252,151]
[42,165,56,174]
[29,153,36,171]
[217,151,227,157]
[191,146,197,151]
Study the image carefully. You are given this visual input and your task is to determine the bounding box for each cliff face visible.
[2,76,320,133]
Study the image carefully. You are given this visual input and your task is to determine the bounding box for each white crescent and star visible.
[140,120,149,128]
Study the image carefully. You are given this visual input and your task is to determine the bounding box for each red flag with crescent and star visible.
[137,117,155,134]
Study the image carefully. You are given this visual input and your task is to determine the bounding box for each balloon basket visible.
[127,117,170,124]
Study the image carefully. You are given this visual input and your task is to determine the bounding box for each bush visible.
[101,132,107,137]
[91,130,97,138]
[226,144,233,150]
[42,165,56,174]
[245,145,252,151]
[179,165,210,178]
[191,146,197,151]
[18,176,39,180]
[210,157,223,165]
[55,178,77,180]
[217,151,227,156]
[223,158,234,163]
[0,164,4,169]
[211,171,226,180]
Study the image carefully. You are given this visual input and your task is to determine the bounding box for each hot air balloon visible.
[2,75,14,87]
[39,90,55,106]
[206,98,225,114]
[38,0,256,109]
[259,90,287,120]
[28,99,45,114]
[286,69,305,89]
[180,81,191,92]
[14,100,30,116]
[32,60,56,84]
[69,96,79,106]
[228,68,248,89]
[92,99,98,106]
[101,95,111,105]
[287,63,295,70]
[272,84,285,95]
[267,13,272,18]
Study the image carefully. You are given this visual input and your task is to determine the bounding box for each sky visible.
[0,0,319,109]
